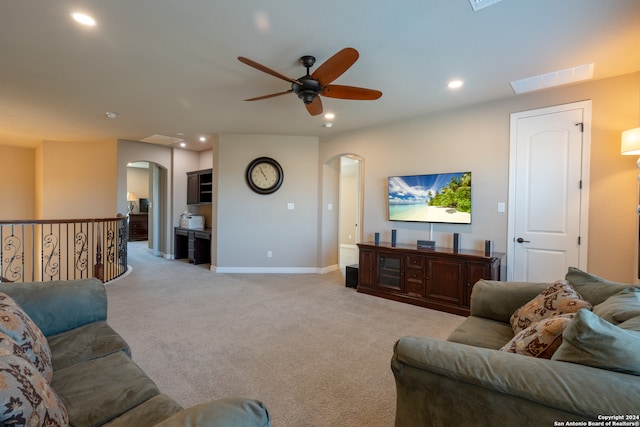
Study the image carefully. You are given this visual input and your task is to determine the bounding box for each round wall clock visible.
[246,157,284,194]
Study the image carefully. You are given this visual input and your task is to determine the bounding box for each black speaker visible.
[453,233,460,251]
[345,264,359,288]
[484,240,494,255]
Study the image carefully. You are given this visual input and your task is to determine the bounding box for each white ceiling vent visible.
[510,63,594,94]
[140,134,184,146]
[469,0,503,11]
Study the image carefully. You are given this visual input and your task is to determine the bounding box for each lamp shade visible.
[621,127,640,155]
[126,192,137,202]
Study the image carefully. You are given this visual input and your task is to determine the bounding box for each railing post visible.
[94,222,104,282]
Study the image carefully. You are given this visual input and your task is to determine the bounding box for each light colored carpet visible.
[105,242,465,426]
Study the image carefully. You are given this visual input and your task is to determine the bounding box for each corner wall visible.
[0,145,35,219]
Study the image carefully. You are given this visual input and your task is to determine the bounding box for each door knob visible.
[516,237,531,243]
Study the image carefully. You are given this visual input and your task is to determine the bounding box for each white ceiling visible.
[1,0,639,151]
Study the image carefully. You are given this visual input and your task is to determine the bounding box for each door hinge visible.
[578,236,581,245]
[575,122,584,132]
[579,180,582,189]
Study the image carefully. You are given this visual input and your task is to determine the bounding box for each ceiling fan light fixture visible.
[238,48,382,116]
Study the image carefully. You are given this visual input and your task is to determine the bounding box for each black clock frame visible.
[246,157,284,194]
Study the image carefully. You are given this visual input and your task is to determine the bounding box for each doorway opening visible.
[338,154,364,275]
[126,161,168,257]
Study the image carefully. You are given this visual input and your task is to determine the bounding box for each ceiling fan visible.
[237,47,382,116]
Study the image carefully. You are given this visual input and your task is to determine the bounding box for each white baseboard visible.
[214,265,339,274]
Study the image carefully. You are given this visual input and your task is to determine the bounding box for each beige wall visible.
[320,72,640,283]
[0,145,35,219]
[42,140,117,218]
[216,134,320,271]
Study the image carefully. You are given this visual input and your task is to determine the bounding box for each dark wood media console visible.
[357,242,503,316]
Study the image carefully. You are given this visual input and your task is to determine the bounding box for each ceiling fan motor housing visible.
[292,76,321,104]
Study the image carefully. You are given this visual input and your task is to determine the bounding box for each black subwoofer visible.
[345,264,359,288]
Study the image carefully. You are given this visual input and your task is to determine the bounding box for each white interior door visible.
[508,102,591,282]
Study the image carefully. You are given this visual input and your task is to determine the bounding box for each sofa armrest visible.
[0,278,107,337]
[470,279,549,322]
[154,398,270,427]
[392,336,640,426]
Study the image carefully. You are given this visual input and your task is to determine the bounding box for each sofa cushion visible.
[470,280,549,323]
[0,348,68,426]
[510,280,591,333]
[619,315,640,332]
[593,288,640,325]
[565,267,640,305]
[0,292,53,382]
[48,321,131,370]
[155,398,271,427]
[447,316,514,350]
[51,351,160,427]
[103,394,183,427]
[0,278,107,337]
[500,313,574,359]
[552,309,640,376]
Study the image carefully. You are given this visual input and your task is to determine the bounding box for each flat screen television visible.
[388,171,471,224]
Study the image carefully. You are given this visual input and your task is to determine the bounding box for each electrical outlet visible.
[267,250,272,258]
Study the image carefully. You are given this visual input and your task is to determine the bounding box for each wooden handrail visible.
[0,216,126,225]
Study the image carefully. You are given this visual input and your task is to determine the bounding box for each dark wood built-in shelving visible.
[187,169,213,205]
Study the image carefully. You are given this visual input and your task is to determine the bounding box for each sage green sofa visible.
[0,278,270,427]
[391,267,640,426]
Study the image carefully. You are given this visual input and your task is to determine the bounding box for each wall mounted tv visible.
[388,172,471,224]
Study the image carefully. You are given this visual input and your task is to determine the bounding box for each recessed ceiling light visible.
[199,136,206,142]
[448,80,464,89]
[323,123,333,128]
[324,113,335,120]
[180,142,187,148]
[71,12,96,26]
[105,111,118,119]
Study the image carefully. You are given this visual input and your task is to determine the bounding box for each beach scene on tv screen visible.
[388,172,471,223]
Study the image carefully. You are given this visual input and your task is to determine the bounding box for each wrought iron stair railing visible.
[0,216,128,283]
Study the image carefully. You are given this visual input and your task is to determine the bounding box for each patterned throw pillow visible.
[500,313,575,359]
[510,280,592,333]
[0,349,69,427]
[0,292,53,382]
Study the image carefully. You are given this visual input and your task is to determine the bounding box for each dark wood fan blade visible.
[305,96,323,116]
[322,85,382,100]
[244,90,293,101]
[238,57,301,85]
[311,48,359,86]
